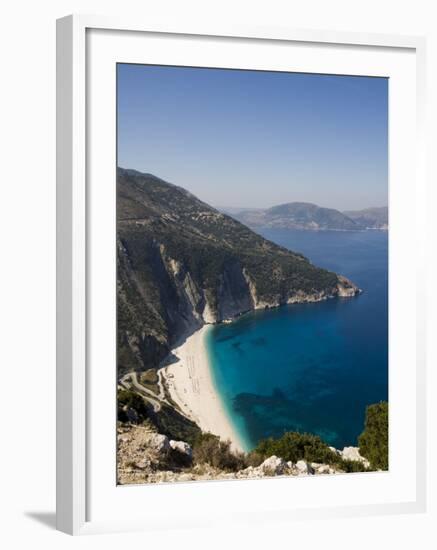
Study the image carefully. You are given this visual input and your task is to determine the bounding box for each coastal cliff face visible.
[117,168,360,375]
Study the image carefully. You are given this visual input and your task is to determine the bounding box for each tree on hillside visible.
[358,401,388,470]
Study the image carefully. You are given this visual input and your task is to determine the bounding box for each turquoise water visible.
[206,230,388,452]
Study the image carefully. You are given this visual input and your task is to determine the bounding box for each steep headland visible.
[117,168,360,376]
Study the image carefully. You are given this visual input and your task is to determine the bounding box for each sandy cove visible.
[160,325,244,452]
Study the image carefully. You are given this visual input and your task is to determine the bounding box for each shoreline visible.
[160,325,245,453]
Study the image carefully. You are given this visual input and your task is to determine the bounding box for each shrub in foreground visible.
[117,389,201,445]
[250,431,368,473]
[251,432,340,465]
[358,401,388,470]
[193,432,247,472]
[117,389,149,423]
[151,404,201,446]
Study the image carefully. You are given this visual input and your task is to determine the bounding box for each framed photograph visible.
[56,15,427,535]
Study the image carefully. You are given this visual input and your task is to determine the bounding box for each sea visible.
[206,229,388,452]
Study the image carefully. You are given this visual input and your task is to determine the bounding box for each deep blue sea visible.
[206,229,388,452]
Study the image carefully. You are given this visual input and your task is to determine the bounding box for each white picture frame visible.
[56,14,427,535]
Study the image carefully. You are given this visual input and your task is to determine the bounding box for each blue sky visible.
[117,64,388,210]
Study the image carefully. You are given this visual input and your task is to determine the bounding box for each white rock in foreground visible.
[340,446,370,468]
[312,463,336,475]
[148,433,171,454]
[170,440,193,458]
[260,456,286,475]
[295,460,315,475]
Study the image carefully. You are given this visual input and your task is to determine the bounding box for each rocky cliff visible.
[117,168,360,375]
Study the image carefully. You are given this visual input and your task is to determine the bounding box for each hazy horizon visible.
[118,64,388,211]
[214,202,388,213]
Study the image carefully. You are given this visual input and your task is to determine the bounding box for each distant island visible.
[220,203,388,231]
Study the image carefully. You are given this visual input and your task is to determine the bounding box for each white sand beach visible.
[161,325,244,452]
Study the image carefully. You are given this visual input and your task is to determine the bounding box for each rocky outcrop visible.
[310,463,337,475]
[295,460,315,475]
[339,446,370,468]
[336,275,362,298]
[117,424,367,485]
[169,439,193,459]
[259,456,286,475]
[148,433,171,454]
